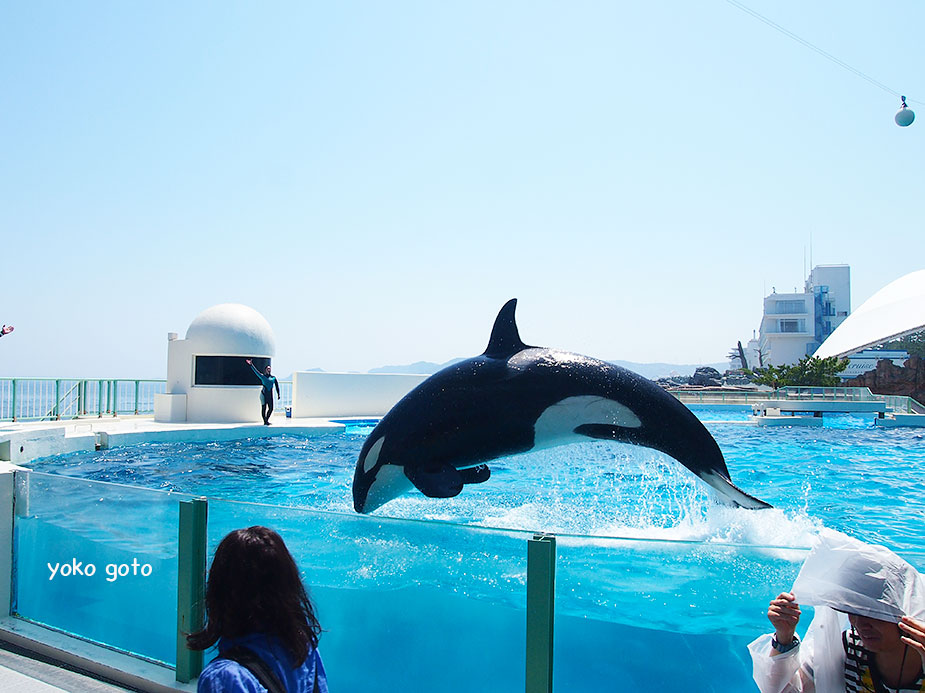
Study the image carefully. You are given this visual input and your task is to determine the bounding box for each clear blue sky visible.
[2,1,923,378]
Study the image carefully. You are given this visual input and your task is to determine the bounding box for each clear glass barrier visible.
[552,535,808,691]
[12,471,188,664]
[206,498,531,691]
[15,470,924,689]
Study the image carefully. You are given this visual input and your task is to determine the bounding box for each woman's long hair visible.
[187,526,322,665]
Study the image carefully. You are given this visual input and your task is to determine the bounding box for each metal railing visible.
[670,387,925,415]
[0,378,166,422]
[882,395,925,415]
[776,386,876,401]
[0,378,293,422]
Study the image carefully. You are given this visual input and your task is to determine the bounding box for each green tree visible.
[882,329,925,358]
[746,355,850,388]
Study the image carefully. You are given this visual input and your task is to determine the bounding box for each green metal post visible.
[98,380,104,418]
[10,380,16,422]
[526,533,556,693]
[176,498,208,683]
[54,379,61,420]
[78,381,84,415]
[134,380,140,415]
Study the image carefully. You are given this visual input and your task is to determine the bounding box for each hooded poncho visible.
[749,529,925,693]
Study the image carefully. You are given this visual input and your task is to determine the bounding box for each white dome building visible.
[185,304,276,357]
[815,270,925,359]
[155,304,277,423]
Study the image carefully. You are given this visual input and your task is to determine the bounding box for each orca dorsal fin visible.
[483,298,532,359]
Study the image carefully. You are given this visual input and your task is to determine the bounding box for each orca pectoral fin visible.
[405,464,464,499]
[458,464,490,485]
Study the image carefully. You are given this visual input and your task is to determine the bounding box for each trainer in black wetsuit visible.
[246,359,280,425]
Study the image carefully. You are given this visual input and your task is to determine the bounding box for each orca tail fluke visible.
[574,423,772,509]
[700,471,772,509]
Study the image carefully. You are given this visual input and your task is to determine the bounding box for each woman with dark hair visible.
[188,526,328,692]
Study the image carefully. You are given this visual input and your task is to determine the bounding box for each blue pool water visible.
[27,410,925,552]
[15,407,925,691]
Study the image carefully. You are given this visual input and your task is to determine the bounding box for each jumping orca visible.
[352,299,771,514]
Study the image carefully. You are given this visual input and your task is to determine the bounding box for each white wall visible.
[291,372,430,417]
[186,387,264,423]
[166,339,193,395]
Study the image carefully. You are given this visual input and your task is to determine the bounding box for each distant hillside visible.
[367,358,728,379]
[608,360,729,380]
[368,359,464,375]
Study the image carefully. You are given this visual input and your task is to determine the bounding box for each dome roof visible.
[815,270,925,359]
[185,304,276,356]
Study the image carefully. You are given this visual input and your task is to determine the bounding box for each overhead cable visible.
[724,0,920,105]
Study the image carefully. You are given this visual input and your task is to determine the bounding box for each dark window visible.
[775,300,805,314]
[194,356,270,386]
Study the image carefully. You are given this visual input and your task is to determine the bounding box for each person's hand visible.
[0,325,13,336]
[245,358,252,365]
[899,616,925,669]
[768,592,801,645]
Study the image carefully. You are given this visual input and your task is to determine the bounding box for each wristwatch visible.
[772,635,800,653]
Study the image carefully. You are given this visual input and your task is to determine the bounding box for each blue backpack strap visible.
[219,645,287,693]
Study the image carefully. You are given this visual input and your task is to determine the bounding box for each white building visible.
[815,269,925,359]
[154,303,276,423]
[759,264,851,366]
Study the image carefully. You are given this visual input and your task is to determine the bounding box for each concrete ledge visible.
[752,415,824,427]
[0,428,96,465]
[0,618,196,693]
[876,414,925,428]
[0,417,351,462]
[755,400,886,415]
[99,421,345,450]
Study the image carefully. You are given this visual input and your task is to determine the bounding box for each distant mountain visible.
[368,359,465,375]
[608,360,729,380]
[365,358,727,379]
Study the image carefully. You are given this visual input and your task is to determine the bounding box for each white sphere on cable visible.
[896,107,915,127]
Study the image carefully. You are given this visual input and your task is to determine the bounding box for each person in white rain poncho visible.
[749,530,925,693]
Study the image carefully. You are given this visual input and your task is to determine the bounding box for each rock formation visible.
[845,356,925,402]
[689,366,723,387]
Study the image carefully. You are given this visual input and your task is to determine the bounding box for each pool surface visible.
[26,412,925,552]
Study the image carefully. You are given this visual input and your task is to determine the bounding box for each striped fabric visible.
[842,629,925,693]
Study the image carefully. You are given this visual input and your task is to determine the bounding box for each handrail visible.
[668,387,918,415]
[0,378,293,422]
[44,380,80,421]
[0,378,168,422]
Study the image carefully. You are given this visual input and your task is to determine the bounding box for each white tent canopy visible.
[814,269,925,359]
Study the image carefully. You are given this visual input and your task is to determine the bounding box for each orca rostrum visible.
[352,299,771,514]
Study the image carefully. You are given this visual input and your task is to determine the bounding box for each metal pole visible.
[134,380,140,415]
[176,498,208,683]
[10,380,16,422]
[526,533,556,693]
[98,380,104,418]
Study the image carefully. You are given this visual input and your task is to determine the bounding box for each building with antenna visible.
[758,264,850,366]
